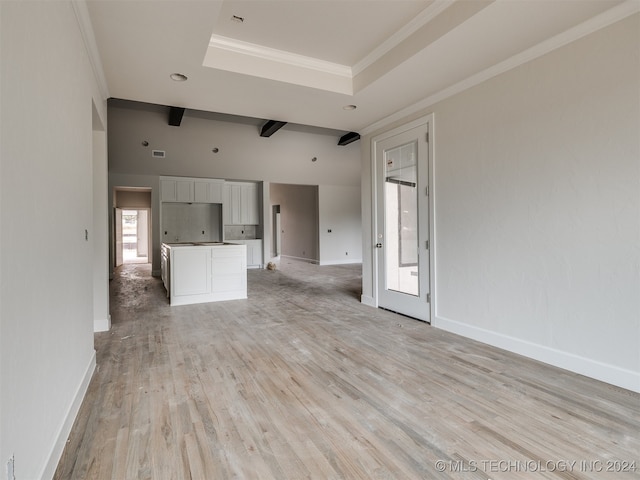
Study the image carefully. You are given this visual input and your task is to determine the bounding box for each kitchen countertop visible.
[163,242,238,247]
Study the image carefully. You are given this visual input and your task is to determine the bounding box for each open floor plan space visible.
[55,261,639,479]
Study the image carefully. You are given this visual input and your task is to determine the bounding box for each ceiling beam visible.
[260,120,287,137]
[168,107,185,126]
[338,132,360,146]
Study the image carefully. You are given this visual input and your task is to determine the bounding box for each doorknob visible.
[375,243,383,248]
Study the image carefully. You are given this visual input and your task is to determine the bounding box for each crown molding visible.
[361,0,640,136]
[71,0,110,100]
[208,34,352,78]
[352,0,456,77]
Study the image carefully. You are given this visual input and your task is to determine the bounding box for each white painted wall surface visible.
[1,2,107,478]
[93,126,110,332]
[362,14,640,391]
[319,185,363,265]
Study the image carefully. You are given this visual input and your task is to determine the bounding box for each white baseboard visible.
[40,350,96,479]
[319,259,363,266]
[280,255,319,265]
[434,315,640,393]
[93,314,111,332]
[360,294,376,308]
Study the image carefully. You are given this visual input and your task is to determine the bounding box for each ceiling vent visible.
[152,150,166,158]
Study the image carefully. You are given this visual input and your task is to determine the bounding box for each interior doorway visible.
[122,209,149,264]
[272,205,281,257]
[113,187,152,269]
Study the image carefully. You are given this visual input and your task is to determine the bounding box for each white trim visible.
[319,259,363,266]
[353,0,455,76]
[360,294,376,308]
[94,314,111,332]
[40,350,97,480]
[370,114,435,322]
[208,34,353,78]
[434,315,640,393]
[361,0,640,136]
[71,0,110,100]
[280,255,319,265]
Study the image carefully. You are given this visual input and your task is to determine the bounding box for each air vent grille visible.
[152,150,166,158]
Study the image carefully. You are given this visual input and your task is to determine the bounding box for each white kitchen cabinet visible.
[163,243,247,306]
[194,179,224,203]
[232,239,263,268]
[172,246,211,296]
[175,180,194,202]
[161,179,178,202]
[161,177,194,202]
[162,176,224,204]
[224,181,259,225]
[243,183,259,224]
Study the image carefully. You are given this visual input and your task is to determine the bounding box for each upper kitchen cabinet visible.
[224,181,259,225]
[161,176,224,204]
[194,179,224,204]
[161,177,194,203]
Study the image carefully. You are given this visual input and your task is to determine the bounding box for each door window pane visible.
[384,142,418,296]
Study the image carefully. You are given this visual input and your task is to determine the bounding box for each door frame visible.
[371,114,436,323]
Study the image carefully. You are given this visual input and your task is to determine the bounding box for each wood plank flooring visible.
[54,260,639,479]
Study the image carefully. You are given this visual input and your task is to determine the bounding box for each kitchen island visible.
[161,242,247,306]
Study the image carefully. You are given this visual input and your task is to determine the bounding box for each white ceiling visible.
[86,0,631,134]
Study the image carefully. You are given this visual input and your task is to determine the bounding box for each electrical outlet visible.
[7,455,15,480]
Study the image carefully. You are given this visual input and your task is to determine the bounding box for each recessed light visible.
[170,73,188,82]
[343,104,357,111]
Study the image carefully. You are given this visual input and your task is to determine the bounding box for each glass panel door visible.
[375,122,430,322]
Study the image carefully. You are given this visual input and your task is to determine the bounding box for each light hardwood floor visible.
[55,260,639,479]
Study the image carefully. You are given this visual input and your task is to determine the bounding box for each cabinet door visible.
[194,181,209,203]
[161,179,177,202]
[230,184,242,225]
[172,247,211,296]
[244,183,259,224]
[176,180,194,202]
[208,180,224,203]
[223,183,232,223]
[252,241,263,267]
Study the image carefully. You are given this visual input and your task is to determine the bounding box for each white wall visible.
[319,185,362,265]
[93,113,110,333]
[361,14,640,392]
[1,2,108,478]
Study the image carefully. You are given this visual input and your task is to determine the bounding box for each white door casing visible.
[373,116,433,322]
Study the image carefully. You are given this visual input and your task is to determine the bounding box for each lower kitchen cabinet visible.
[163,243,247,306]
[230,239,263,268]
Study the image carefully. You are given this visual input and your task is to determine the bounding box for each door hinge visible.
[426,293,431,303]
[425,132,429,143]
[425,240,429,250]
[426,185,429,196]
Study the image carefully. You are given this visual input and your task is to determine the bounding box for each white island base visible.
[162,243,247,306]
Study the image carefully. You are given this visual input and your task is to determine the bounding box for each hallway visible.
[55,262,639,479]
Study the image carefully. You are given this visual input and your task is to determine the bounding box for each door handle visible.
[375,243,383,248]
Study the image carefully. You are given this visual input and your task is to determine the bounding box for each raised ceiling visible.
[86,0,635,134]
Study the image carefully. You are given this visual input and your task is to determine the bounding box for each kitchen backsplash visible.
[162,203,222,243]
[225,225,257,240]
